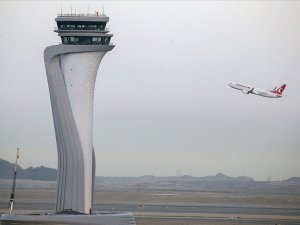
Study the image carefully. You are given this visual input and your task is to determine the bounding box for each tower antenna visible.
[9,148,20,214]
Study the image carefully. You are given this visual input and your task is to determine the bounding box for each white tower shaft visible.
[45,45,113,214]
[61,52,105,211]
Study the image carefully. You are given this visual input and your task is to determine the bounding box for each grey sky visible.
[0,1,299,180]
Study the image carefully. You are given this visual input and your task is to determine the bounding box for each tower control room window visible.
[57,21,107,30]
[61,36,111,45]
[70,37,79,44]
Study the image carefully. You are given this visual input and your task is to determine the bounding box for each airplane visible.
[228,82,286,98]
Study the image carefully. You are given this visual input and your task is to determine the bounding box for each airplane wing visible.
[242,87,254,94]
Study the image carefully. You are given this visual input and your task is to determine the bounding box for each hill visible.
[0,159,57,181]
[284,177,300,183]
[3,158,299,186]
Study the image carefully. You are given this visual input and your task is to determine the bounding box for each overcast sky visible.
[0,1,299,180]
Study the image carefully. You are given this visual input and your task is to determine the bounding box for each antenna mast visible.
[9,148,20,214]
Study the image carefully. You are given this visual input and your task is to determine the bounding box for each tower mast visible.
[9,148,20,214]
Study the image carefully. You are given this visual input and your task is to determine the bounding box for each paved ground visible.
[1,185,300,225]
[1,202,300,225]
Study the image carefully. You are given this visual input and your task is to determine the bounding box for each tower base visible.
[0,212,136,225]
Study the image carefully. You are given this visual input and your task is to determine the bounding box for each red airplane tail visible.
[271,84,286,95]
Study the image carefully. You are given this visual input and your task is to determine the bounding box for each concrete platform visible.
[0,212,136,225]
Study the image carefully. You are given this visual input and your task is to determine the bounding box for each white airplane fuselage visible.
[228,83,283,98]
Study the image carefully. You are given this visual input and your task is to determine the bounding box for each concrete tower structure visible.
[44,13,114,214]
[0,12,135,225]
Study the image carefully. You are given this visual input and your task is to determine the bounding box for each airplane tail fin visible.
[271,84,286,95]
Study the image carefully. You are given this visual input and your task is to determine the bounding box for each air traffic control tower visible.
[1,12,135,225]
[44,12,114,215]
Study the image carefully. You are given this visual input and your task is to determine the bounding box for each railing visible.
[57,13,106,17]
[54,27,109,32]
[59,43,114,45]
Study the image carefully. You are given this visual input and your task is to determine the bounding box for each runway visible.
[1,202,300,224]
[98,203,300,224]
[95,203,300,216]
[135,216,300,225]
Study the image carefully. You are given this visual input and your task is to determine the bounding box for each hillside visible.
[1,158,299,188]
[0,159,57,181]
[284,177,300,183]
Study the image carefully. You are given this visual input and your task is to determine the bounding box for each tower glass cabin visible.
[55,13,112,45]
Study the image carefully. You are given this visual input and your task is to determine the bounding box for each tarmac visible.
[1,202,300,225]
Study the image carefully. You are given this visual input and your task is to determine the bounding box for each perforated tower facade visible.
[44,13,114,214]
